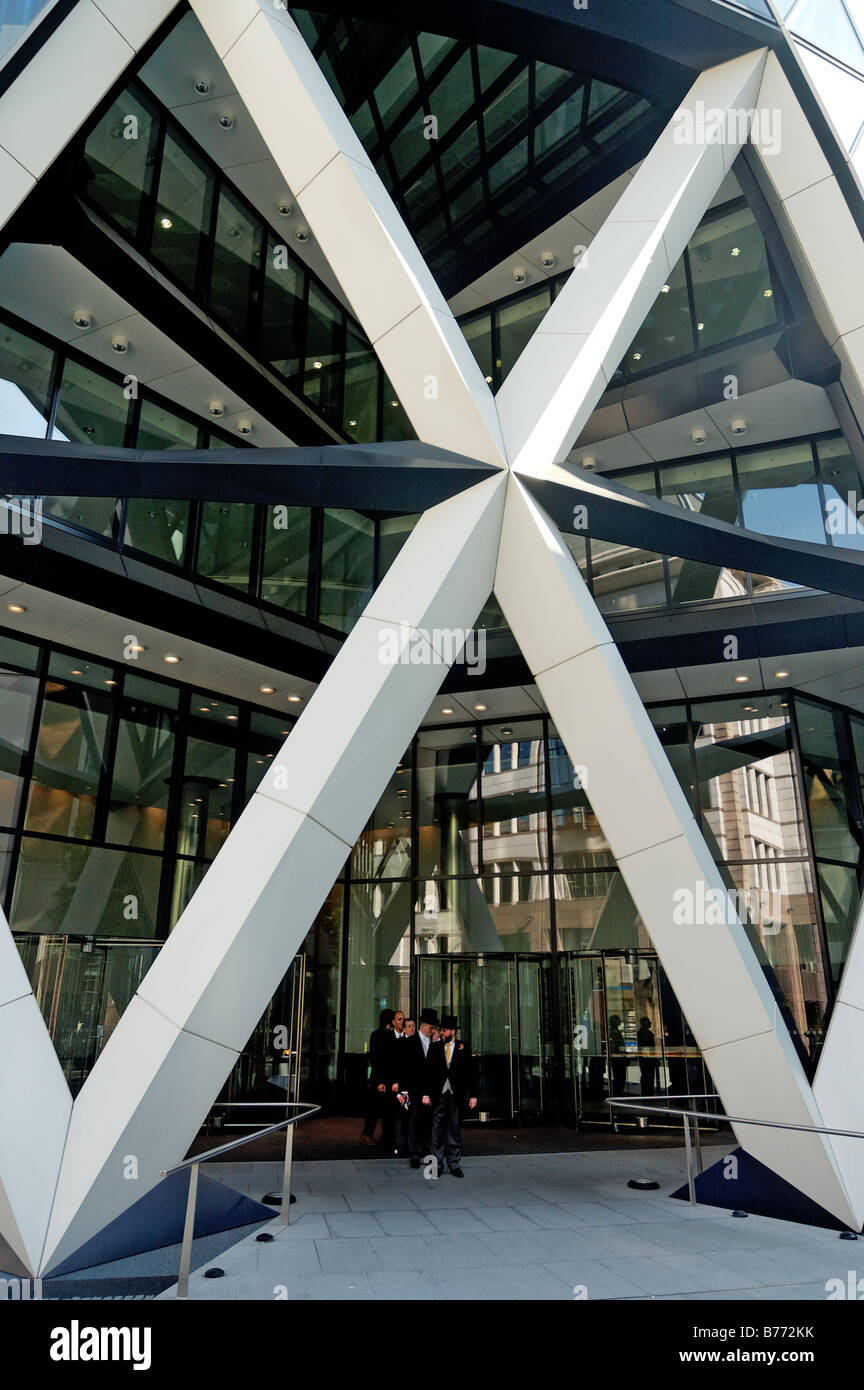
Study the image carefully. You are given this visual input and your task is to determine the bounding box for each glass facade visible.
[291,11,670,289]
[457,199,778,389]
[76,81,411,445]
[3,630,859,1107]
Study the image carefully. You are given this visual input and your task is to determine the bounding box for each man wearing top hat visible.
[424,1013,477,1177]
[400,1006,439,1168]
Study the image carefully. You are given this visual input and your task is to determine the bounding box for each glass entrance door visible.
[417,953,552,1120]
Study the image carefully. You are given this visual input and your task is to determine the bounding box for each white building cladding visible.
[0,0,863,1276]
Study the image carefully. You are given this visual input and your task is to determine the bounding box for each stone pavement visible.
[157,1147,858,1301]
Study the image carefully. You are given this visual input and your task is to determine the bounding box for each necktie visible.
[446,1041,452,1066]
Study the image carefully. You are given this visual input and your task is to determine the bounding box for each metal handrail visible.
[606,1093,864,1214]
[160,1101,321,1298]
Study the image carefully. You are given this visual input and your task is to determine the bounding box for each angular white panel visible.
[41,996,238,1272]
[0,2,133,179]
[752,51,833,202]
[0,146,35,229]
[705,1031,857,1230]
[91,0,177,49]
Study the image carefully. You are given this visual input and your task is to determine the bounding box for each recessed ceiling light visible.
[501,728,513,736]
[474,703,487,711]
[348,419,357,427]
[696,321,704,331]
[441,707,454,715]
[631,351,642,361]
[313,360,323,370]
[199,706,210,712]
[6,603,25,613]
[743,705,757,712]
[734,675,749,683]
[159,216,173,230]
[780,701,788,708]
[70,669,82,675]
[485,375,493,383]
[105,679,117,686]
[288,695,302,703]
[660,284,670,294]
[259,685,275,694]
[763,288,773,298]
[163,654,180,664]
[773,670,789,678]
[730,247,741,256]
[227,714,238,721]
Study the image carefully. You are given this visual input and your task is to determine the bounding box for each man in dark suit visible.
[360,1008,397,1146]
[399,1007,439,1168]
[424,1013,477,1177]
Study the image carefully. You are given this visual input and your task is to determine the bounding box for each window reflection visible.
[0,321,54,438]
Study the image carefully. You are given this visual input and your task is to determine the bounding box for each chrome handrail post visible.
[280,1121,295,1227]
[176,1161,199,1299]
[683,1114,697,1206]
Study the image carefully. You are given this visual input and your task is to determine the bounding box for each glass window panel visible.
[261,235,304,380]
[169,856,208,928]
[122,673,178,710]
[105,706,176,851]
[0,668,38,826]
[418,32,457,77]
[722,855,827,1057]
[388,118,427,181]
[554,869,648,951]
[25,682,110,839]
[796,698,860,863]
[319,509,374,631]
[439,121,480,183]
[480,719,547,871]
[10,838,161,938]
[344,877,410,1059]
[378,513,419,579]
[47,651,113,688]
[792,0,864,68]
[417,726,480,879]
[352,750,412,880]
[487,136,528,196]
[190,692,239,728]
[42,494,120,539]
[197,501,254,591]
[209,184,262,340]
[124,498,189,565]
[178,735,235,860]
[534,60,575,104]
[477,45,516,92]
[622,256,693,373]
[373,45,418,126]
[304,284,343,429]
[0,633,38,671]
[150,132,213,294]
[261,504,310,613]
[426,48,473,141]
[482,64,529,148]
[692,694,807,859]
[480,872,552,951]
[534,86,584,159]
[18,934,160,1092]
[343,330,379,441]
[547,726,615,867]
[249,709,294,741]
[590,537,667,613]
[460,310,494,383]
[818,433,864,550]
[797,46,864,148]
[81,88,157,239]
[496,288,551,382]
[135,398,199,450]
[688,207,776,349]
[0,320,54,438]
[660,454,746,602]
[51,356,129,447]
[737,442,824,546]
[817,861,861,986]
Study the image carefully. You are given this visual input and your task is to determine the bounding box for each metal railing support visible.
[176,1162,199,1300]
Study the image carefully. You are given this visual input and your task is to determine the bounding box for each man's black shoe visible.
[449,1167,464,1178]
[410,1158,421,1169]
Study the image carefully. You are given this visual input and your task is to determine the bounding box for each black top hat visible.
[440,1014,458,1030]
[419,1007,439,1025]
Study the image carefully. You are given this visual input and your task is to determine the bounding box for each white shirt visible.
[420,1032,431,1055]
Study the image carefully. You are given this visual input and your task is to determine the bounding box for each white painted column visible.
[0,919,72,1276]
[495,475,859,1228]
[40,473,506,1272]
[496,50,767,476]
[190,0,507,469]
[752,53,864,438]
